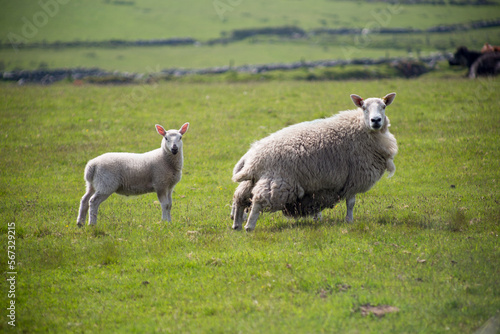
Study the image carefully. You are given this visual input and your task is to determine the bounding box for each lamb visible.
[231,93,397,231]
[77,122,189,226]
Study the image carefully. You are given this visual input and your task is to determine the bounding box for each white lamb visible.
[77,122,189,226]
[231,93,397,231]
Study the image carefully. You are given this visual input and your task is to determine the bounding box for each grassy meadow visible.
[1,0,500,332]
[0,77,499,333]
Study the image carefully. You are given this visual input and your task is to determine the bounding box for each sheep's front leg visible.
[88,192,111,226]
[77,186,95,227]
[157,189,173,222]
[345,195,356,222]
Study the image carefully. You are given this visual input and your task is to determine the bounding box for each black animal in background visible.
[468,52,500,78]
[449,46,482,67]
[449,46,500,78]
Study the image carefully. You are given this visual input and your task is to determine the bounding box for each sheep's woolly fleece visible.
[231,93,397,230]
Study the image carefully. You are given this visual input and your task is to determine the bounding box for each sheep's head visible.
[350,93,396,131]
[156,122,189,155]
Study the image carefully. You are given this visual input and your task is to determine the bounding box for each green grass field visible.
[1,1,500,332]
[0,78,499,333]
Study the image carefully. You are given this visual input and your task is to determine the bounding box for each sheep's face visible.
[351,93,396,131]
[156,123,190,155]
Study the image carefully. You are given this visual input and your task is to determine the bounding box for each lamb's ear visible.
[179,122,189,135]
[156,124,167,137]
[383,92,396,106]
[350,94,364,108]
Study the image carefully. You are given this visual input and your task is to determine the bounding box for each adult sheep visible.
[231,93,397,231]
[77,122,189,226]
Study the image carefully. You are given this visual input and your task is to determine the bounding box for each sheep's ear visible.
[156,124,167,137]
[350,94,364,108]
[383,92,396,106]
[179,122,189,135]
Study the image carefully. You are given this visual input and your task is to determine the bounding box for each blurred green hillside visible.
[1,0,500,41]
[1,0,500,72]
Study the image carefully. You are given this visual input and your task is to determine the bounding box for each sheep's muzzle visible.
[370,118,382,130]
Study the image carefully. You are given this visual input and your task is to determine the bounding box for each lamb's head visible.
[350,93,396,131]
[156,122,189,155]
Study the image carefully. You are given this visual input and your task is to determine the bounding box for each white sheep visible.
[77,123,189,226]
[231,93,397,231]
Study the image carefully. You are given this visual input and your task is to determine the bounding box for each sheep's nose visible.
[371,117,382,129]
[171,146,178,155]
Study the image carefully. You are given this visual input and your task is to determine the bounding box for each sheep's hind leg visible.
[244,202,262,232]
[77,185,95,227]
[158,189,173,223]
[88,192,111,226]
[345,196,356,222]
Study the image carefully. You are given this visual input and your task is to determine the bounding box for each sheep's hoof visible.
[244,226,254,232]
[76,222,84,228]
[232,224,242,231]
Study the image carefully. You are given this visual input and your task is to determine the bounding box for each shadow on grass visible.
[255,208,476,234]
[376,208,473,232]
[260,214,344,233]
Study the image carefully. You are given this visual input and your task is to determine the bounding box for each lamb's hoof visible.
[232,224,242,231]
[244,226,254,232]
[76,222,84,228]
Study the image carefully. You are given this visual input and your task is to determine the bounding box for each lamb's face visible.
[350,93,396,132]
[163,131,183,155]
[155,123,189,155]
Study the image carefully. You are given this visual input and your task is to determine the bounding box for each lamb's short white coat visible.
[77,123,189,226]
[231,93,397,231]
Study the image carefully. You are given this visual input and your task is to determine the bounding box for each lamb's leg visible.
[232,203,245,230]
[77,185,95,227]
[244,202,262,232]
[88,192,111,226]
[158,189,173,222]
[345,195,356,222]
[230,202,236,220]
[232,181,253,230]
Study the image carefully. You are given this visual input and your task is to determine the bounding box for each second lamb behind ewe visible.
[77,122,189,226]
[231,93,398,231]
